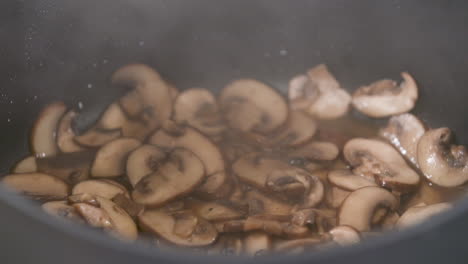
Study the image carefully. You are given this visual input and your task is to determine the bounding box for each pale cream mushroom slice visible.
[267,111,317,147]
[74,126,122,148]
[139,209,218,247]
[380,113,426,167]
[98,103,150,141]
[174,88,226,137]
[72,179,129,199]
[344,138,420,193]
[338,186,398,232]
[219,79,288,134]
[30,102,67,157]
[56,110,86,153]
[289,65,351,120]
[328,225,360,246]
[126,144,167,187]
[36,151,94,184]
[2,173,68,201]
[287,141,340,165]
[111,64,172,129]
[325,186,351,209]
[132,149,205,207]
[328,169,377,191]
[12,156,37,173]
[149,124,226,198]
[188,199,246,221]
[42,201,83,222]
[397,202,453,228]
[118,90,144,118]
[352,72,418,118]
[243,232,271,256]
[417,128,468,187]
[91,138,141,177]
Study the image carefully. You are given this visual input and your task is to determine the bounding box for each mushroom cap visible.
[328,169,377,191]
[207,234,243,256]
[126,144,167,187]
[189,199,246,221]
[329,225,361,246]
[57,110,85,153]
[380,113,426,167]
[219,79,288,134]
[12,156,37,174]
[74,126,122,148]
[72,179,129,200]
[42,201,83,222]
[36,151,94,184]
[2,173,69,200]
[268,111,317,147]
[397,203,453,228]
[98,103,151,140]
[174,88,226,137]
[244,189,293,216]
[417,128,468,187]
[95,196,138,240]
[243,232,271,256]
[352,72,418,118]
[91,138,141,177]
[338,186,398,232]
[344,138,420,193]
[274,238,321,253]
[288,141,340,162]
[325,186,351,209]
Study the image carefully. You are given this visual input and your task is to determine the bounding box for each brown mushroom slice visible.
[149,125,226,197]
[126,145,167,187]
[344,138,420,193]
[219,79,288,134]
[315,209,338,234]
[380,113,426,167]
[288,141,340,163]
[2,173,68,200]
[95,196,138,240]
[268,111,317,147]
[207,234,243,256]
[72,179,129,199]
[12,156,37,173]
[118,90,144,118]
[42,201,83,222]
[274,238,321,253]
[245,189,293,216]
[174,88,226,137]
[397,203,453,228]
[132,149,205,207]
[380,212,400,230]
[139,209,218,247]
[291,209,316,227]
[325,186,351,209]
[98,103,151,140]
[57,110,85,153]
[244,232,271,256]
[338,186,398,232]
[328,169,377,191]
[111,193,145,218]
[74,126,122,148]
[73,203,114,229]
[111,64,172,128]
[417,128,468,187]
[36,151,94,184]
[328,225,360,246]
[31,102,67,157]
[91,138,141,177]
[352,72,418,118]
[189,200,245,221]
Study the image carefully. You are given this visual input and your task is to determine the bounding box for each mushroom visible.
[417,128,468,187]
[380,113,426,167]
[72,179,129,199]
[243,232,271,256]
[325,186,351,209]
[126,144,167,187]
[30,102,67,157]
[328,169,377,191]
[111,193,145,218]
[314,209,338,234]
[352,72,418,118]
[338,186,398,232]
[397,203,453,228]
[403,180,452,210]
[149,125,227,198]
[189,199,246,221]
[2,173,69,201]
[98,103,151,141]
[91,138,141,177]
[288,141,340,164]
[380,211,400,230]
[57,110,85,153]
[207,234,243,256]
[244,190,293,216]
[344,138,420,193]
[74,126,122,148]
[132,149,205,207]
[174,88,226,137]
[328,225,360,246]
[291,209,316,227]
[42,201,83,222]
[267,111,317,147]
[274,238,321,254]
[111,64,172,129]
[288,64,351,120]
[36,151,94,184]
[219,79,288,134]
[139,209,218,247]
[12,156,37,173]
[118,90,144,118]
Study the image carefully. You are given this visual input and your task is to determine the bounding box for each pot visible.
[1,0,468,263]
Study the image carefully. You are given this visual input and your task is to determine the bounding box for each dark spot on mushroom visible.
[68,170,83,184]
[248,199,265,215]
[135,177,153,194]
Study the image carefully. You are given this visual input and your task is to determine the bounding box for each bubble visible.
[87,83,93,89]
[279,49,288,56]
[78,101,84,110]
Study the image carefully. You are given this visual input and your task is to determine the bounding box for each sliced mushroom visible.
[291,209,316,227]
[36,151,94,184]
[338,186,398,232]
[325,186,351,209]
[219,79,288,134]
[380,211,400,230]
[111,64,172,129]
[289,65,351,120]
[243,232,271,256]
[72,179,129,199]
[149,125,226,197]
[98,103,151,140]
[227,216,309,238]
[403,180,454,210]
[352,72,418,118]
[57,110,85,153]
[91,138,141,177]
[380,113,426,167]
[30,102,67,157]
[397,203,453,228]
[2,173,68,201]
[268,111,317,147]
[189,199,245,221]
[42,201,83,222]
[328,225,360,246]
[139,209,218,247]
[207,234,243,256]
[68,192,100,206]
[314,209,338,234]
[12,156,37,173]
[74,126,122,148]
[126,144,167,187]
[328,169,377,191]
[118,90,144,118]
[174,88,226,137]
[274,238,321,254]
[73,203,113,229]
[111,193,145,218]
[288,141,340,163]
[417,128,468,187]
[132,149,205,207]
[344,138,420,193]
[244,189,293,216]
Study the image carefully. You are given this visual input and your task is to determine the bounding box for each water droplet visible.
[279,49,288,56]
[33,95,38,100]
[7,118,11,122]
[10,100,13,104]
[87,83,93,89]
[78,101,84,110]
[138,41,145,46]
[102,59,109,64]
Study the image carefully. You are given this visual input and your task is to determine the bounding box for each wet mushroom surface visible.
[1,63,466,255]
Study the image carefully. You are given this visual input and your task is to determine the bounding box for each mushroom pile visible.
[2,63,464,255]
